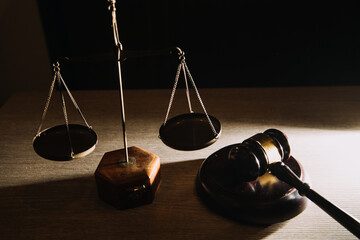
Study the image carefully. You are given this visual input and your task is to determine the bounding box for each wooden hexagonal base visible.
[94,146,161,209]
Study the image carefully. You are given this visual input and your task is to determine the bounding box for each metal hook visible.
[171,47,185,61]
[108,0,123,52]
[53,61,60,73]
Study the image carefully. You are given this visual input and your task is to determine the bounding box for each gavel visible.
[227,129,360,238]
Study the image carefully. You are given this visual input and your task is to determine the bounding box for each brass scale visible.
[32,0,360,237]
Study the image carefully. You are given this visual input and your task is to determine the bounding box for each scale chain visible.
[163,61,182,125]
[36,73,57,136]
[164,58,218,137]
[57,70,91,129]
[183,61,218,136]
[181,61,193,114]
[57,71,74,158]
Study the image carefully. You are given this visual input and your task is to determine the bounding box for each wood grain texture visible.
[0,87,360,239]
[94,146,161,209]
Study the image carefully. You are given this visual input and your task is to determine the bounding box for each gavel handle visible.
[270,162,360,239]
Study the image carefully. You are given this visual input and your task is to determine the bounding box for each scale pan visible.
[33,124,97,161]
[159,113,221,151]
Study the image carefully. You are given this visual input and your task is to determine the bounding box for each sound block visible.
[197,144,308,225]
[94,146,161,209]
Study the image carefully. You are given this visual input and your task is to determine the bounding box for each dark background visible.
[38,0,360,90]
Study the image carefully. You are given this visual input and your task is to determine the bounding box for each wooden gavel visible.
[227,129,360,238]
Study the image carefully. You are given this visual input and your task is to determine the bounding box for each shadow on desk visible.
[0,159,285,239]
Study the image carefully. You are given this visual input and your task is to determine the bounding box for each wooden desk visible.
[0,87,359,239]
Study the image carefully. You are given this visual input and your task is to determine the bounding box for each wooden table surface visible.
[1,87,360,239]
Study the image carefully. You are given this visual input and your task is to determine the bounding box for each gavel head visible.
[228,129,291,182]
